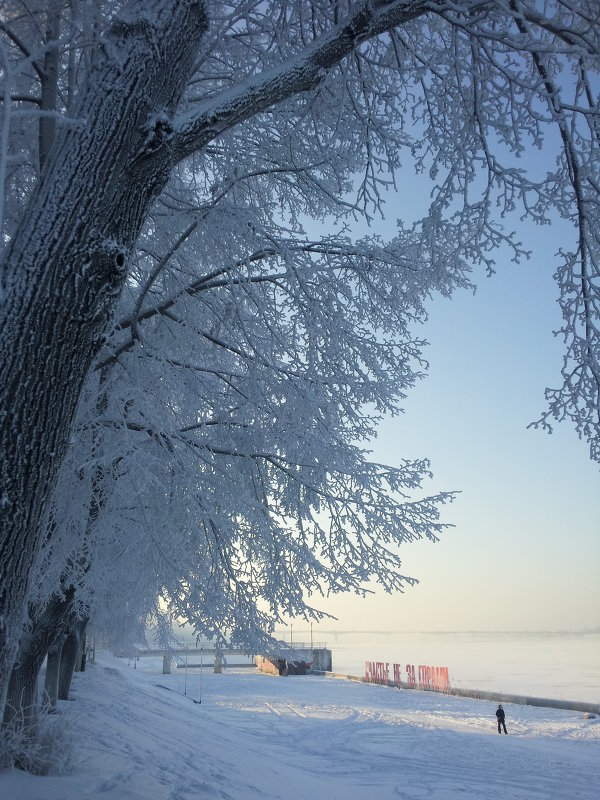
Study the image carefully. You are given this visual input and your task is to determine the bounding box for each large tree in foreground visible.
[1,0,599,726]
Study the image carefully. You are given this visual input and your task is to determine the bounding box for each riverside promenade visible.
[318,669,600,715]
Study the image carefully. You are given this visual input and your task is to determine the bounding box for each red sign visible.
[365,660,450,691]
[364,661,389,684]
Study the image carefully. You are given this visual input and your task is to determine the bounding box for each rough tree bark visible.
[2,590,73,729]
[0,0,209,718]
[10,366,118,722]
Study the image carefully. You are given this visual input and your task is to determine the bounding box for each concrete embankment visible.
[316,671,600,715]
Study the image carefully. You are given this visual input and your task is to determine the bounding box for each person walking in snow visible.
[496,703,507,734]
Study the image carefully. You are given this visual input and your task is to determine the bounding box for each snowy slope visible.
[2,651,598,800]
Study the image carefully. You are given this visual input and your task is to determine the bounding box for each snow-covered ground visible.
[2,651,598,800]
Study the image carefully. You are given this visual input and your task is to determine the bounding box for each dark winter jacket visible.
[496,707,505,722]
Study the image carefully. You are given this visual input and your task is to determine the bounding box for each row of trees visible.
[1,0,598,767]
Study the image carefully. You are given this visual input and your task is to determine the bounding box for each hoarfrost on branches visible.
[0,0,599,750]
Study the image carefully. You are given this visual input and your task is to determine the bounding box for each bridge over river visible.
[124,642,331,671]
[136,647,252,658]
[124,647,255,670]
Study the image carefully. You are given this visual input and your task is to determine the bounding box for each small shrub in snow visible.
[0,705,76,775]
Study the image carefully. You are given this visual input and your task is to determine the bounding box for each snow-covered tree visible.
[1,0,599,740]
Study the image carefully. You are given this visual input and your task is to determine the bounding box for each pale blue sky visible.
[310,180,599,633]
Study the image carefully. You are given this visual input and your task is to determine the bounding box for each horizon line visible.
[273,627,600,636]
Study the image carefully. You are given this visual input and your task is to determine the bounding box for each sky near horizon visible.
[307,169,600,635]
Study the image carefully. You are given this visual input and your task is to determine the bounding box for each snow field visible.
[1,651,598,800]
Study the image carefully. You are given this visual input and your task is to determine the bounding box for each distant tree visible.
[1,0,599,741]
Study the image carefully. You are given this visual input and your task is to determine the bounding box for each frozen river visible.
[294,630,600,703]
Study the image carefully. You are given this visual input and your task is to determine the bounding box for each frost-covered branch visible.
[171,0,491,164]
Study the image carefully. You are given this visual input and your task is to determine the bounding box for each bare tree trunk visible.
[43,631,69,712]
[3,591,73,729]
[3,653,40,733]
[0,0,208,720]
[18,370,112,725]
[74,620,88,672]
[58,619,87,700]
[38,1,61,170]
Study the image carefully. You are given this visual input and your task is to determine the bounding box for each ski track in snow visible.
[1,652,598,800]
